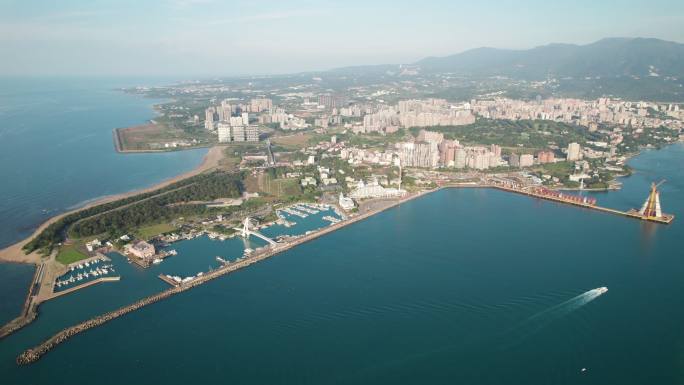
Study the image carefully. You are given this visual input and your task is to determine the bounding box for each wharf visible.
[487,185,675,224]
[158,274,179,287]
[129,257,150,268]
[46,277,121,301]
[129,250,177,269]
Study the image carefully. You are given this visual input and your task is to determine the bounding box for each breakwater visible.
[16,191,430,365]
[0,264,42,340]
[17,283,184,365]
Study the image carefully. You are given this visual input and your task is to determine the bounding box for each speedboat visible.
[596,287,608,294]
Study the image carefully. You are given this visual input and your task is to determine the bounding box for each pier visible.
[158,274,179,287]
[438,180,674,225]
[46,277,121,301]
[487,184,674,224]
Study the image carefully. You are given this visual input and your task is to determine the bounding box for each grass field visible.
[135,223,176,240]
[56,245,89,265]
[117,123,194,151]
[219,148,241,169]
[243,173,302,198]
[271,133,313,149]
[262,177,301,197]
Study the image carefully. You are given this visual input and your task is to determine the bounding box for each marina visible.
[55,257,116,292]
[322,215,341,224]
[279,207,308,218]
[13,199,383,364]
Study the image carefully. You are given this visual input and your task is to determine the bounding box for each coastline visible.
[0,146,224,265]
[0,142,665,266]
[9,164,679,363]
[21,179,652,364]
[15,188,435,365]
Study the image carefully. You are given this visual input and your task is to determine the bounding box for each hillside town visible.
[199,95,682,136]
[155,87,678,196]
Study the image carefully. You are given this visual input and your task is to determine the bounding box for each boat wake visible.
[502,287,608,348]
[525,287,606,323]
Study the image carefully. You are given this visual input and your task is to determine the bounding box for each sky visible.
[1,0,683,77]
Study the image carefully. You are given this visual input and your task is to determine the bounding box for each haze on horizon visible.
[1,0,683,77]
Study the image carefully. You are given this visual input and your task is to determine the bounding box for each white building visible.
[125,240,155,259]
[350,180,405,199]
[85,239,102,252]
[396,141,439,168]
[301,176,317,187]
[217,123,231,143]
[567,142,583,161]
[217,122,259,143]
[339,193,356,211]
[204,107,216,130]
[454,148,467,169]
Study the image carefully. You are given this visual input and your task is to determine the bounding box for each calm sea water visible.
[0,263,34,326]
[0,77,207,249]
[0,129,683,382]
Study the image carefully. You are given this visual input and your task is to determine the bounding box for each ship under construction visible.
[626,180,675,224]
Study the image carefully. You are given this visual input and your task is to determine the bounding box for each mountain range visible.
[332,38,684,80]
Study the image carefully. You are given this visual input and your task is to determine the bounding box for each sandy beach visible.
[0,146,225,265]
